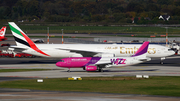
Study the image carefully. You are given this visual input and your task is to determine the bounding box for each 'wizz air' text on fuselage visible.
[110,58,126,65]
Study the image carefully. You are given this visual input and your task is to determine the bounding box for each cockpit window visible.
[59,60,64,62]
[168,49,174,51]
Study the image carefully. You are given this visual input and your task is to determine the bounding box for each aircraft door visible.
[67,58,71,65]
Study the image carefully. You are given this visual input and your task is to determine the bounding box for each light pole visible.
[159,15,170,47]
[166,27,168,46]
[47,27,49,44]
[62,29,63,44]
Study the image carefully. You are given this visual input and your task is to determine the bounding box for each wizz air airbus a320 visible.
[56,42,151,72]
[0,26,7,41]
[8,22,175,64]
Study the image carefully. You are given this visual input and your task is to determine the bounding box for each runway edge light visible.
[136,75,142,78]
[68,77,82,80]
[143,75,149,78]
[37,79,43,82]
[136,75,149,79]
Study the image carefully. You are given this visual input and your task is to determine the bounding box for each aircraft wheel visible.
[98,68,103,72]
[160,61,164,64]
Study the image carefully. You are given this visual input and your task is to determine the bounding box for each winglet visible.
[131,41,149,57]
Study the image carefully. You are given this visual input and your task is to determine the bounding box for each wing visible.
[56,48,102,57]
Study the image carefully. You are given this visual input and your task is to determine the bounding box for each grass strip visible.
[6,35,180,38]
[6,36,94,38]
[0,76,180,97]
[5,26,180,35]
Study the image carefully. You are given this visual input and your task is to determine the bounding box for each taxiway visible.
[0,56,180,78]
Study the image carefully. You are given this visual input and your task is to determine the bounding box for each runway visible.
[2,34,180,78]
[0,56,180,78]
[0,56,180,101]
[0,89,180,101]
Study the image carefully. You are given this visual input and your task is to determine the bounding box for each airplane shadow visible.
[135,62,180,67]
[61,69,159,73]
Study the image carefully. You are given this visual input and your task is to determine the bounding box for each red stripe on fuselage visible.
[21,32,50,56]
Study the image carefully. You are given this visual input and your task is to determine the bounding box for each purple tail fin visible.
[131,41,149,57]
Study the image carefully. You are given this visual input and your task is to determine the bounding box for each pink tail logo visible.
[0,31,3,35]
[0,27,6,36]
[111,58,126,65]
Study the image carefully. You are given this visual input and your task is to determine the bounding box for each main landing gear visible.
[67,68,70,72]
[160,57,165,64]
[98,68,103,72]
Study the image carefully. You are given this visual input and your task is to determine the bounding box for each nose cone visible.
[165,48,176,56]
[169,50,176,55]
[56,62,61,67]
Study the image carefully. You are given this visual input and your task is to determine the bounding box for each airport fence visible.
[94,37,180,43]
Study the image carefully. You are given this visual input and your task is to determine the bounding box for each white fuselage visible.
[95,56,150,68]
[12,43,174,58]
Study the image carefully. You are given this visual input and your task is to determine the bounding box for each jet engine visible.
[85,66,97,71]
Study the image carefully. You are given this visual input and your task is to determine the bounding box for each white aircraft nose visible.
[168,50,176,55]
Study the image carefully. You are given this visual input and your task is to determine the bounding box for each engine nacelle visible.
[72,54,83,57]
[85,66,97,71]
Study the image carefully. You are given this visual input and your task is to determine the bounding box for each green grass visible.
[6,36,93,38]
[5,25,180,36]
[0,69,51,72]
[0,76,180,96]
[6,34,180,38]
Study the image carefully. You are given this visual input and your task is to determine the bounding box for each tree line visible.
[1,0,180,24]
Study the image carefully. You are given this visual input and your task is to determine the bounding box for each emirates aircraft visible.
[56,42,151,72]
[0,26,7,41]
[8,22,175,64]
